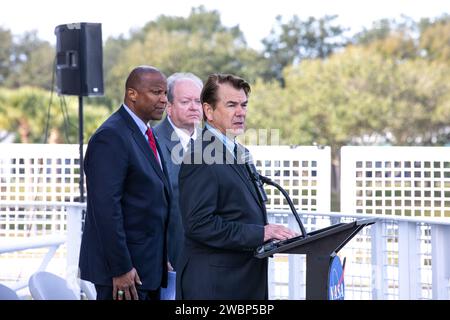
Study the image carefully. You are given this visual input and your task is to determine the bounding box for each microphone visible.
[258,171,308,238]
[241,151,268,203]
[240,148,307,239]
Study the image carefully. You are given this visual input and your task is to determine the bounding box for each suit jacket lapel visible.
[204,129,264,210]
[162,135,179,163]
[229,157,265,211]
[155,137,172,192]
[157,117,179,155]
[118,106,169,189]
[234,144,267,215]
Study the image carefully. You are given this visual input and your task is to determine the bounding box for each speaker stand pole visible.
[78,95,85,203]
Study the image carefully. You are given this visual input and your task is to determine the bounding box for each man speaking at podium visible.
[177,73,297,300]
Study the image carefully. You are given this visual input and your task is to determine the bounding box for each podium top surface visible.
[255,218,376,258]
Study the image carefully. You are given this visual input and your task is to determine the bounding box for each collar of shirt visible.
[123,103,148,138]
[205,122,236,158]
[167,116,198,151]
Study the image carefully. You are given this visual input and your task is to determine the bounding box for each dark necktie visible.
[145,128,159,163]
[187,138,194,152]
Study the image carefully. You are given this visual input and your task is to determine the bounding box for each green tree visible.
[0,27,13,85]
[262,14,348,84]
[4,31,54,90]
[103,6,268,106]
[352,16,418,60]
[352,18,393,45]
[419,15,450,62]
[139,5,245,43]
[384,59,450,145]
[0,87,109,143]
[250,45,450,154]
[96,35,130,109]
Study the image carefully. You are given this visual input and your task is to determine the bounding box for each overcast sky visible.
[1,0,449,49]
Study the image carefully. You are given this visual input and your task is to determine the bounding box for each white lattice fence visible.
[248,145,331,214]
[0,144,83,204]
[0,144,84,237]
[341,146,450,218]
[0,144,84,288]
[341,146,450,299]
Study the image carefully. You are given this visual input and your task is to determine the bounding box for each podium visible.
[255,218,376,300]
[243,162,377,300]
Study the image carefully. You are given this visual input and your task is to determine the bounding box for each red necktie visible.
[145,128,159,163]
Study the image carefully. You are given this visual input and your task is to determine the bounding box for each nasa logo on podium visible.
[328,255,346,300]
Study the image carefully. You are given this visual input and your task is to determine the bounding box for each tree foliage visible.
[0,87,110,143]
[0,8,449,154]
[419,14,450,62]
[0,27,13,84]
[0,31,54,89]
[103,6,269,106]
[262,14,348,84]
[249,45,450,160]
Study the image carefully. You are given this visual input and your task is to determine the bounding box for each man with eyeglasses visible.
[154,72,203,272]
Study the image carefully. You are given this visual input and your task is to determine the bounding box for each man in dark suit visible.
[79,66,171,300]
[154,73,203,272]
[177,73,298,300]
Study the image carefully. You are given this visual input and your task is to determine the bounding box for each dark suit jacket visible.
[177,128,268,300]
[154,117,186,270]
[79,105,171,291]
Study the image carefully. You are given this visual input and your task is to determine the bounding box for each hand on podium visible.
[263,224,299,242]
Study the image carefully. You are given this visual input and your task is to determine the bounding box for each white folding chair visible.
[28,271,78,300]
[0,283,20,300]
[80,280,97,300]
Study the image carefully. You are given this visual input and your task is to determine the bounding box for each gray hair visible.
[167,72,203,103]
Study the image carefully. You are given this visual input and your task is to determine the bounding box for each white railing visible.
[2,205,449,300]
[0,201,85,298]
[0,234,65,291]
[266,210,450,300]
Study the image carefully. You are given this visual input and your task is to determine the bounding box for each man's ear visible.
[127,88,137,103]
[203,103,214,122]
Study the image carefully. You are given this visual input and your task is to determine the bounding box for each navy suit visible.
[154,117,188,271]
[177,128,268,300]
[79,106,170,292]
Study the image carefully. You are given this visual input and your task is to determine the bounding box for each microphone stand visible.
[258,174,308,238]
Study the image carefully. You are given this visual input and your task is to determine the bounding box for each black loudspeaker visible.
[55,23,104,96]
